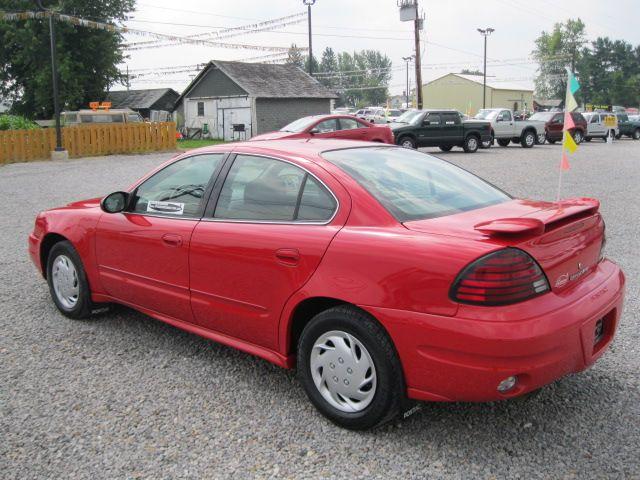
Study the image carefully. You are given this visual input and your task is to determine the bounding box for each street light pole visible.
[303,0,316,75]
[477,27,494,110]
[36,0,65,154]
[402,55,414,108]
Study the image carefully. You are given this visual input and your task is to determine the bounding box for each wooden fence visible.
[0,122,177,164]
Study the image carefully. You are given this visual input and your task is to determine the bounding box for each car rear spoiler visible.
[474,198,600,236]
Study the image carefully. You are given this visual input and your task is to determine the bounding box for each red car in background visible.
[29,140,624,430]
[530,111,588,144]
[251,114,394,144]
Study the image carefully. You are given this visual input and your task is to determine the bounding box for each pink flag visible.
[563,111,575,131]
[560,151,571,170]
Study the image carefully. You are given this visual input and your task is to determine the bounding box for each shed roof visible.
[427,73,534,92]
[178,60,338,103]
[106,88,179,110]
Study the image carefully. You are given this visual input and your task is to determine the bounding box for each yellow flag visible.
[566,94,578,112]
[563,130,578,154]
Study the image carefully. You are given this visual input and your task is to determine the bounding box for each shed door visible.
[221,107,252,141]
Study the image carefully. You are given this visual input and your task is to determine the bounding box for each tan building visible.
[422,73,534,116]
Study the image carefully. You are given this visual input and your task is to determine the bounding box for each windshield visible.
[529,112,556,122]
[394,110,423,124]
[474,109,499,120]
[388,110,402,116]
[322,147,510,222]
[280,116,319,133]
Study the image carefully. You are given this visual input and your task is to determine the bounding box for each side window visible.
[441,113,460,125]
[197,102,205,117]
[501,110,512,121]
[131,154,224,217]
[214,155,336,222]
[553,114,563,124]
[590,115,599,124]
[338,118,362,130]
[424,113,441,125]
[315,119,338,133]
[297,176,337,221]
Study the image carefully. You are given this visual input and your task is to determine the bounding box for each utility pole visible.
[402,55,414,108]
[414,1,423,109]
[477,27,494,109]
[36,0,67,159]
[303,0,316,75]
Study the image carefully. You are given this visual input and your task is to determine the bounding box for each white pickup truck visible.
[474,108,546,148]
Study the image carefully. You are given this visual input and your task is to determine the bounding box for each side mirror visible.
[100,191,129,213]
[309,128,319,134]
[496,117,503,122]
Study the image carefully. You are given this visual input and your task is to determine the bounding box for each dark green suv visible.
[389,110,492,153]
[615,113,640,140]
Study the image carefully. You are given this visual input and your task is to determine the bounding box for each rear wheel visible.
[584,137,592,142]
[46,241,93,319]
[438,145,453,152]
[463,135,479,153]
[297,306,405,430]
[521,130,536,148]
[398,136,416,149]
[497,138,510,147]
[572,129,583,144]
[536,132,546,144]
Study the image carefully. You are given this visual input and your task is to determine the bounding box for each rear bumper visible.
[363,259,625,402]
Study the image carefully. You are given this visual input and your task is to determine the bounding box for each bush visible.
[0,115,40,131]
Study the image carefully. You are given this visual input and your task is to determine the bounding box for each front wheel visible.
[536,132,546,145]
[497,138,511,147]
[297,306,405,430]
[46,241,93,319]
[584,137,592,142]
[398,136,416,149]
[633,128,640,140]
[438,145,453,152]
[521,130,536,148]
[463,135,479,153]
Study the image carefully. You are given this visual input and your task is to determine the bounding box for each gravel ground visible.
[1,140,639,479]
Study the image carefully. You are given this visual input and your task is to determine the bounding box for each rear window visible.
[322,147,510,222]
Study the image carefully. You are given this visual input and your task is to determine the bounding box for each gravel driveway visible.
[1,141,638,479]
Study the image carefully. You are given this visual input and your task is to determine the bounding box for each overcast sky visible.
[120,0,640,95]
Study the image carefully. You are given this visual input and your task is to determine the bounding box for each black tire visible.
[480,135,494,149]
[536,132,546,145]
[547,137,557,144]
[632,128,640,140]
[438,145,453,152]
[520,130,536,148]
[46,240,93,319]
[297,306,405,430]
[398,136,416,149]
[584,137,592,142]
[463,134,479,153]
[497,138,510,147]
[615,133,622,140]
[572,130,583,144]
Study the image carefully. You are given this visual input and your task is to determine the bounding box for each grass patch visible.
[177,138,227,150]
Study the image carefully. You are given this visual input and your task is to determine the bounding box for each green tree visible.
[532,18,586,99]
[286,43,305,69]
[0,0,135,119]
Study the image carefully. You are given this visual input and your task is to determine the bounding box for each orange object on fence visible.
[0,122,177,164]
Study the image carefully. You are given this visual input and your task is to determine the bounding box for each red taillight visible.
[450,248,550,306]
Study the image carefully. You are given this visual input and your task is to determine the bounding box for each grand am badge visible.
[147,200,185,215]
[555,262,589,287]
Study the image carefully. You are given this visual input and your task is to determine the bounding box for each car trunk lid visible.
[404,198,604,292]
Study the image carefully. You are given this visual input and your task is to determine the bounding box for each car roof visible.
[182,138,396,166]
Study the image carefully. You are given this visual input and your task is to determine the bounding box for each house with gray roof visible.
[106,88,179,121]
[174,60,338,141]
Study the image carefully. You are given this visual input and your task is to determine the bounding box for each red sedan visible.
[250,114,394,144]
[29,140,625,430]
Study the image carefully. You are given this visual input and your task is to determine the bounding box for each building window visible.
[197,102,205,117]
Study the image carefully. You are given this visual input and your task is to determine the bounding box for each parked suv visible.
[583,112,619,141]
[615,113,640,140]
[529,111,587,144]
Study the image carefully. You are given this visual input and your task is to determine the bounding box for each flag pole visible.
[556,67,580,203]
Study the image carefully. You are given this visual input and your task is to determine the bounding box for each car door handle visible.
[162,233,183,247]
[275,248,300,266]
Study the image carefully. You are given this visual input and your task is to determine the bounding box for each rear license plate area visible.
[593,318,604,345]
[592,309,615,353]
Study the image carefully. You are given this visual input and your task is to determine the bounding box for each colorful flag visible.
[557,68,581,200]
